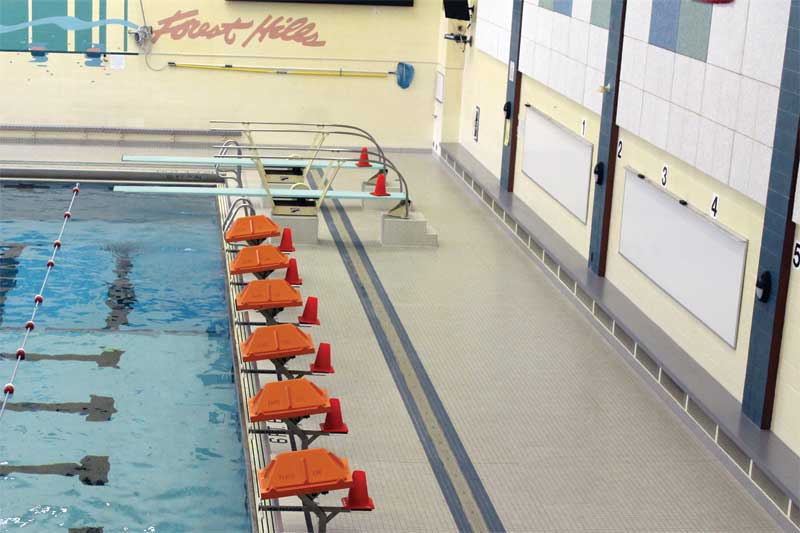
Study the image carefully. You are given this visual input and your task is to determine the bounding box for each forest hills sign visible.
[151,9,327,48]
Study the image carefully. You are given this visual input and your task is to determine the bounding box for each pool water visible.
[0,182,250,532]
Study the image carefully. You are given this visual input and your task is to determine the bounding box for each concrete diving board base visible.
[113,185,407,201]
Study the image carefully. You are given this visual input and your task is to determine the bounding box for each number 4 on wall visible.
[710,194,720,218]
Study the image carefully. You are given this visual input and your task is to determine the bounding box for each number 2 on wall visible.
[710,194,720,218]
[793,241,800,270]
[617,140,623,159]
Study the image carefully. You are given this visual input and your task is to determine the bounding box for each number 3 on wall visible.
[793,241,800,270]
[710,194,719,218]
[661,165,668,187]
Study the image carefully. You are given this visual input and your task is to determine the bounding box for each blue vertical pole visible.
[499,0,525,192]
[742,0,800,429]
[588,0,627,276]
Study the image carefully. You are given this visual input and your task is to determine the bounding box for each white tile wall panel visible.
[476,20,500,59]
[624,0,652,43]
[519,39,536,78]
[711,124,734,184]
[568,18,590,64]
[496,0,514,28]
[551,13,571,56]
[533,43,552,84]
[666,104,687,163]
[741,0,791,86]
[583,66,604,115]
[587,25,608,72]
[535,8,554,47]
[617,82,643,135]
[620,36,647,90]
[701,65,741,130]
[671,54,705,114]
[735,76,760,140]
[754,83,780,148]
[729,133,755,195]
[644,44,675,101]
[572,0,592,23]
[498,29,512,64]
[521,3,538,42]
[566,56,586,104]
[706,0,750,73]
[679,110,702,166]
[639,92,670,150]
[696,117,718,178]
[747,141,772,205]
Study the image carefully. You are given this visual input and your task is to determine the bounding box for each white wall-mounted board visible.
[619,168,748,347]
[521,106,593,223]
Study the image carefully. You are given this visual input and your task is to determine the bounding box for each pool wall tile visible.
[649,0,681,52]
[553,0,573,17]
[590,0,611,29]
[676,0,712,61]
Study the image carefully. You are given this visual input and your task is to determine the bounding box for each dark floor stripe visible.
[311,173,506,532]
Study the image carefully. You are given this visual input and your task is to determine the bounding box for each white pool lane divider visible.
[0,183,81,423]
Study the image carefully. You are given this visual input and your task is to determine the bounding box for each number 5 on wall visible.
[793,241,800,270]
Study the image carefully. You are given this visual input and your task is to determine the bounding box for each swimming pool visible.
[0,181,250,531]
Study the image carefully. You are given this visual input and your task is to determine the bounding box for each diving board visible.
[114,185,407,201]
[122,155,385,170]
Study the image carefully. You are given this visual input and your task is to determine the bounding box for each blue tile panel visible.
[591,0,612,29]
[676,0,712,61]
[589,0,626,274]
[553,0,574,17]
[31,0,68,52]
[649,0,681,52]
[500,0,526,190]
[742,0,800,428]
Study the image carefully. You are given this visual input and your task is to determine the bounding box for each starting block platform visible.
[236,279,303,323]
[240,324,315,363]
[121,155,386,170]
[259,448,352,500]
[230,245,290,278]
[225,215,281,244]
[249,378,330,422]
[114,185,407,202]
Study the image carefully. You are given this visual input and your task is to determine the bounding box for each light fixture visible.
[756,271,772,303]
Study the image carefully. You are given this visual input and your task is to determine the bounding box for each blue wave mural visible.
[0,16,139,35]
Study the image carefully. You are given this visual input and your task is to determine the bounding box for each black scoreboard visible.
[227,0,413,5]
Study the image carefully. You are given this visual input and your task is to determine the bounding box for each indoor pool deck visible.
[233,152,784,532]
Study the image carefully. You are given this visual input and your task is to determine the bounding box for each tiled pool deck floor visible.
[236,152,783,532]
[0,143,785,532]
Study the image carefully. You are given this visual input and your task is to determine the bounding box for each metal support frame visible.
[260,494,354,533]
[249,418,337,450]
[499,0,525,192]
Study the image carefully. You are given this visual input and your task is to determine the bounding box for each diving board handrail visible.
[209,121,388,172]
[216,139,243,188]
[222,198,256,232]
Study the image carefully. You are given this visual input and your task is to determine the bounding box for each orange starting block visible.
[225,215,281,245]
[240,325,333,379]
[230,244,290,279]
[258,449,374,532]
[236,279,303,323]
[249,378,347,448]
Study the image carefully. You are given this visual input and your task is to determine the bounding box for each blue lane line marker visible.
[310,173,506,532]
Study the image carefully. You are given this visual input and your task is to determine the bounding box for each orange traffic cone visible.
[278,228,295,252]
[320,398,348,433]
[310,342,334,373]
[284,258,302,285]
[370,173,391,197]
[342,470,375,510]
[356,147,371,167]
[297,296,320,325]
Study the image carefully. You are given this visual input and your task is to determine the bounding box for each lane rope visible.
[0,183,80,423]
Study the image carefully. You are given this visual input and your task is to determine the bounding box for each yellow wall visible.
[605,129,764,401]
[772,226,800,452]
[0,0,441,148]
[457,47,507,177]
